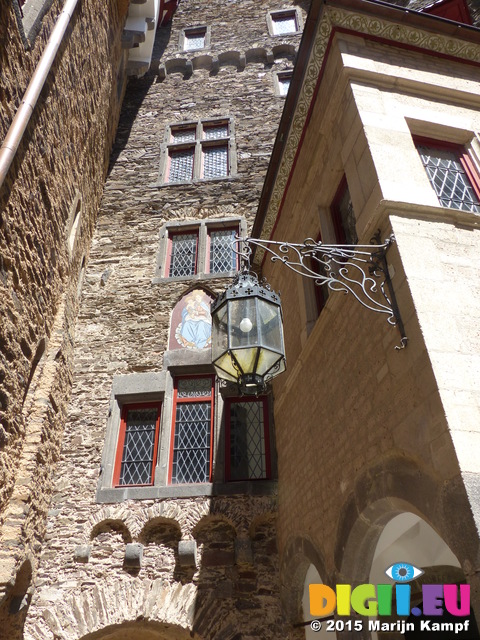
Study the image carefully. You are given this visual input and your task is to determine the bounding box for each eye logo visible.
[385,562,424,583]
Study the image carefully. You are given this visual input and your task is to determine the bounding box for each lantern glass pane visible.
[211,302,228,361]
[257,299,283,351]
[255,348,283,377]
[229,298,258,348]
[212,354,238,382]
[230,347,259,375]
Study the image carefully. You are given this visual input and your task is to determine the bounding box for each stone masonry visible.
[0,0,127,635]
[23,2,309,638]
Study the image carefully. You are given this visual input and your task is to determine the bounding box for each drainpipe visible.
[0,0,80,190]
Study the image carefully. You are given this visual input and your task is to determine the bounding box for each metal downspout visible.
[0,0,80,190]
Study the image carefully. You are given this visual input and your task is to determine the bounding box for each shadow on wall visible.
[107,24,172,176]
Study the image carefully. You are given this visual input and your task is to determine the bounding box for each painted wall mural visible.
[169,289,214,350]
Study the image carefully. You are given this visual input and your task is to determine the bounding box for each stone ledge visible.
[96,480,278,503]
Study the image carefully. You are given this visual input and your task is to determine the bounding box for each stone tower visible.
[21,2,309,638]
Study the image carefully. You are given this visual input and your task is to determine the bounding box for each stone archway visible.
[79,620,202,640]
[279,535,329,638]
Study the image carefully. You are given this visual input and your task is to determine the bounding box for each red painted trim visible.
[463,153,480,199]
[261,26,480,268]
[168,375,215,484]
[165,229,199,277]
[225,396,271,482]
[113,402,162,487]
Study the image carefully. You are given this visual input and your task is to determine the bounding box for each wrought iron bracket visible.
[235,232,408,350]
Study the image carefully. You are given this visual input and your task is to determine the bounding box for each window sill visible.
[152,270,238,285]
[269,30,302,38]
[150,175,237,189]
[96,480,277,503]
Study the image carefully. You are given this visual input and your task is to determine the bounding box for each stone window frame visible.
[157,117,237,187]
[179,25,211,52]
[153,216,247,284]
[274,69,293,97]
[96,365,277,504]
[266,8,303,37]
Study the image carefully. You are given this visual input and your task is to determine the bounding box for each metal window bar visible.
[169,233,197,277]
[210,228,237,273]
[418,145,480,213]
[119,408,158,486]
[229,400,267,481]
[203,144,228,179]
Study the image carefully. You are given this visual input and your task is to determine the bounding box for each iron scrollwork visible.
[234,233,408,349]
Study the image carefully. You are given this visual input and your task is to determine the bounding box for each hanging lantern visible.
[211,271,286,395]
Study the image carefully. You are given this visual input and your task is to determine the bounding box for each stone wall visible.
[0,0,127,634]
[23,1,309,638]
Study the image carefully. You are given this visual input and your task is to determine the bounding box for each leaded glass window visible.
[203,145,228,179]
[184,28,206,51]
[168,148,194,183]
[271,11,298,35]
[168,233,198,277]
[171,128,196,143]
[204,124,228,140]
[277,72,292,97]
[209,228,237,273]
[115,404,161,486]
[227,398,269,481]
[171,377,214,484]
[417,144,480,213]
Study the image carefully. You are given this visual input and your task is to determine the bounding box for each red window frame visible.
[414,136,480,207]
[168,375,215,484]
[205,225,240,274]
[113,402,162,487]
[225,396,271,482]
[165,229,199,277]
